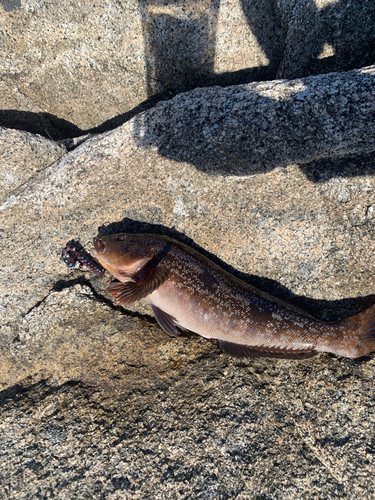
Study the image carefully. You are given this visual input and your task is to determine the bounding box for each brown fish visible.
[89,233,375,360]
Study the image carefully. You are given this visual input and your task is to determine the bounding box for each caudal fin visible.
[342,302,375,358]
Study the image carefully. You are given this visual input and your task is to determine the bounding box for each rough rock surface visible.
[1,354,375,499]
[0,0,151,136]
[0,127,66,203]
[1,64,375,496]
[133,67,375,174]
[1,66,375,341]
[1,0,375,136]
[279,0,375,79]
[4,283,213,392]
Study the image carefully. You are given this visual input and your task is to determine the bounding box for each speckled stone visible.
[1,67,375,498]
[2,0,374,136]
[1,67,375,385]
[278,0,375,79]
[0,0,151,134]
[132,66,375,175]
[0,127,66,203]
[1,353,375,499]
[3,283,213,391]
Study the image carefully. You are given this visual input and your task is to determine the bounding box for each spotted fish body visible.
[89,233,375,360]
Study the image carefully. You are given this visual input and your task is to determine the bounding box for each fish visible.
[88,232,375,360]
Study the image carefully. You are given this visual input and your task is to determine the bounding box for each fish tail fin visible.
[341,302,375,358]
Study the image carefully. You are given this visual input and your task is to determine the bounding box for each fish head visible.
[91,233,155,279]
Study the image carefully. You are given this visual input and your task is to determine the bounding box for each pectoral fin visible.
[151,304,180,338]
[218,340,319,360]
[107,267,169,305]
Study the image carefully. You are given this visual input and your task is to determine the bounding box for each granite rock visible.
[1,354,374,498]
[1,67,375,390]
[0,0,151,135]
[0,126,66,204]
[132,66,375,174]
[1,67,375,498]
[1,0,375,136]
[278,0,375,79]
[4,283,213,392]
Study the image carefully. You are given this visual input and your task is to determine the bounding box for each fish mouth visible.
[91,237,106,256]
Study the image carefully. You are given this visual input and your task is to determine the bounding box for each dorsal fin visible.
[218,339,319,360]
[107,267,169,305]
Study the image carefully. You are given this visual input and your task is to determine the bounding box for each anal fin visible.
[218,339,319,360]
[151,304,180,338]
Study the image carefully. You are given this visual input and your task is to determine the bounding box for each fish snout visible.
[92,237,106,255]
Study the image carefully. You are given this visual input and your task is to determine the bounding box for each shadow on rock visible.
[0,110,83,141]
[277,0,375,79]
[130,69,375,178]
[2,0,375,151]
[138,0,283,95]
[300,152,375,182]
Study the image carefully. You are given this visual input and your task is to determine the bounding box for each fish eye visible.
[114,235,125,241]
